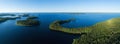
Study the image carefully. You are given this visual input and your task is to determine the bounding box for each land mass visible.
[0,18,8,23]
[0,14,15,16]
[16,19,40,26]
[16,16,40,26]
[49,18,120,44]
[27,16,38,19]
[0,17,20,23]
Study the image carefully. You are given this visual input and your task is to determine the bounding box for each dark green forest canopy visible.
[49,18,120,44]
[16,19,40,26]
[16,16,40,26]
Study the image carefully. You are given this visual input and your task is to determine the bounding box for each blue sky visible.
[0,0,120,12]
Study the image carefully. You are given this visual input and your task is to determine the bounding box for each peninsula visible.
[49,18,120,44]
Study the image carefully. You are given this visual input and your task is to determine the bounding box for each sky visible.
[0,0,120,12]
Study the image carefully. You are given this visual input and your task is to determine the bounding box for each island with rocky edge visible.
[49,18,120,44]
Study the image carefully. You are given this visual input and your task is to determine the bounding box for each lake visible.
[0,13,120,44]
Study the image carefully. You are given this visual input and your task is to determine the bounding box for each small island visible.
[0,14,15,16]
[0,18,8,23]
[27,16,38,19]
[0,13,21,20]
[16,19,40,26]
[0,17,21,23]
[16,15,40,26]
[49,18,120,44]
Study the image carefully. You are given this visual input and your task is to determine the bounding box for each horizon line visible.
[0,12,120,13]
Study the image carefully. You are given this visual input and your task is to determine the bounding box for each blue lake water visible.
[0,13,120,44]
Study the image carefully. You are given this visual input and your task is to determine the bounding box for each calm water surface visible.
[0,13,120,44]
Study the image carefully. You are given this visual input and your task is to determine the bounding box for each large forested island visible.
[49,18,120,44]
[16,19,40,26]
[16,16,40,26]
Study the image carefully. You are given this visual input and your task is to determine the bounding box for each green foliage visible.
[49,18,120,44]
[0,18,8,23]
[16,14,40,26]
[16,19,40,26]
[0,17,20,23]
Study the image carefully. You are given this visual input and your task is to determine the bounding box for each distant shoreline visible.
[0,12,120,14]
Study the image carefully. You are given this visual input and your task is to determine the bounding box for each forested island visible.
[49,18,120,44]
[0,14,15,16]
[27,16,38,19]
[16,19,40,26]
[0,13,40,26]
[16,16,40,26]
[0,18,8,23]
[0,14,21,23]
